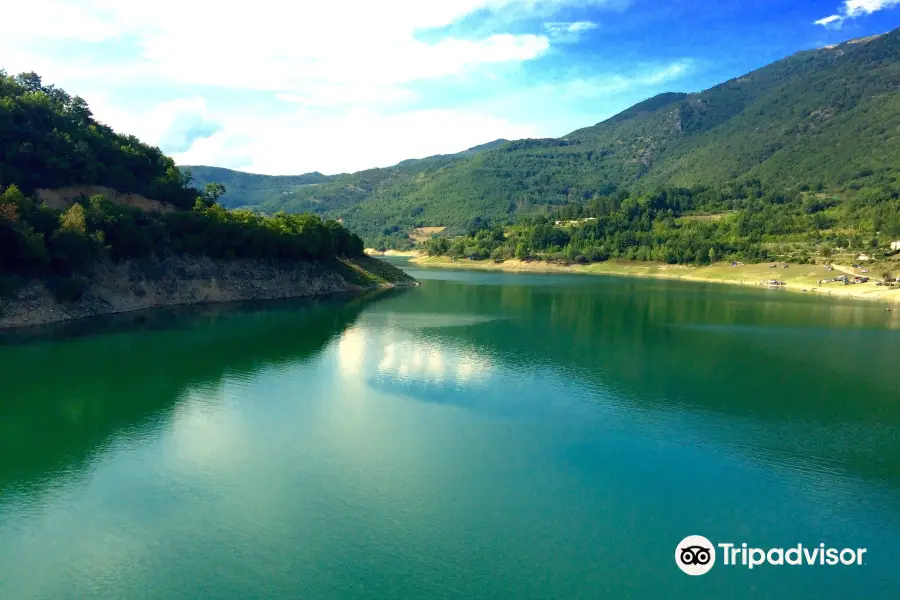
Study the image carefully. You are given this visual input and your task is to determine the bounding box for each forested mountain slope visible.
[182,139,508,211]
[185,166,331,209]
[187,28,900,248]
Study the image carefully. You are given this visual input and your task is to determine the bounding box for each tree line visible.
[421,180,900,265]
[0,184,364,299]
[1,70,198,209]
[0,69,366,300]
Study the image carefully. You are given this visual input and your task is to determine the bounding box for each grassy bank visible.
[335,255,418,287]
[411,256,900,304]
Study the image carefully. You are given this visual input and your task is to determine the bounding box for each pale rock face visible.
[0,256,378,328]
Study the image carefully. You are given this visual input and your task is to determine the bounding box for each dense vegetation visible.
[0,184,364,298]
[0,70,368,300]
[183,139,508,211]
[190,28,900,253]
[184,141,511,247]
[422,179,900,265]
[185,166,331,209]
[0,70,197,209]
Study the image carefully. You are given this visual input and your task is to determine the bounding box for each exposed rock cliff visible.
[0,255,414,329]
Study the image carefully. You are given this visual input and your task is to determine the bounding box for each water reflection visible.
[2,266,900,600]
[370,272,900,495]
[0,291,399,497]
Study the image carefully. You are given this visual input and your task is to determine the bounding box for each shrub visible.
[49,276,88,303]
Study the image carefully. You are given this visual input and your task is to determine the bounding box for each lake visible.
[2,261,899,599]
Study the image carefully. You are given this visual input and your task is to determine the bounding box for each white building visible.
[892,241,900,252]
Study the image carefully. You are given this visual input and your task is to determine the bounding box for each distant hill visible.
[182,166,332,209]
[185,28,900,248]
[182,140,508,210]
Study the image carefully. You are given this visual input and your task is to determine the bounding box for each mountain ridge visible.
[183,139,511,209]
[184,28,899,247]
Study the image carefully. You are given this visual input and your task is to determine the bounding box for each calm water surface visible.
[2,262,900,599]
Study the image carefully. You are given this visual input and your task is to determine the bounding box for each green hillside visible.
[182,139,508,212]
[396,138,508,165]
[0,70,411,301]
[193,28,900,249]
[0,71,197,209]
[185,166,331,209]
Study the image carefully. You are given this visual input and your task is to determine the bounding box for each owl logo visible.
[680,545,712,566]
[676,535,716,575]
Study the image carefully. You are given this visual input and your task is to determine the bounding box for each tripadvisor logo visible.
[675,535,867,576]
[676,535,716,576]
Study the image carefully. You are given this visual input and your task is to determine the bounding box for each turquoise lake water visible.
[2,262,899,599]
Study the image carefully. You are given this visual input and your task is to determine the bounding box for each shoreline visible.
[364,249,421,257]
[410,256,900,304]
[1,256,416,330]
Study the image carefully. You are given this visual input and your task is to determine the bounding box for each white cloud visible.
[171,60,690,175]
[814,15,843,27]
[845,0,900,16]
[1,0,119,43]
[558,61,691,98]
[275,87,420,109]
[0,1,589,93]
[172,108,541,175]
[569,21,599,32]
[543,20,599,42]
[81,94,218,150]
[0,0,629,174]
[814,0,900,27]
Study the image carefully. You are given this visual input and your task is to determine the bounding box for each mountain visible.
[182,139,509,210]
[184,166,332,209]
[187,29,900,248]
[396,139,510,166]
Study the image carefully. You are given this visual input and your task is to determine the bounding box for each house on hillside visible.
[892,241,900,252]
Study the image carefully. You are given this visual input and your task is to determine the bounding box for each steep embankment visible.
[0,255,415,329]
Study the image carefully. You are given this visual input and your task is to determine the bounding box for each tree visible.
[68,96,93,124]
[15,71,43,92]
[60,204,87,233]
[515,241,529,260]
[204,183,227,203]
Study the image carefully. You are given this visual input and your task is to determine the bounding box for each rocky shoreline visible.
[0,255,414,329]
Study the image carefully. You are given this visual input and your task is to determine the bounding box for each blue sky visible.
[3,0,900,175]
